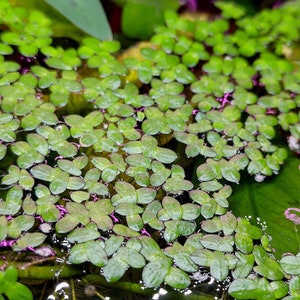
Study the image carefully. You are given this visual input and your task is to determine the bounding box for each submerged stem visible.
[0,261,84,279]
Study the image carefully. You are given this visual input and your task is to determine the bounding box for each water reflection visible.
[45,277,229,300]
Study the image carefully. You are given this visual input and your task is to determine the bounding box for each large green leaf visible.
[44,0,112,40]
[229,154,300,257]
[121,0,180,39]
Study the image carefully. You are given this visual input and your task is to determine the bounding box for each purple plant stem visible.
[284,207,300,225]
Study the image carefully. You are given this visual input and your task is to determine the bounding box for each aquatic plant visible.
[0,0,300,299]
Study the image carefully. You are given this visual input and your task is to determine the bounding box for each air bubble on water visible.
[55,257,65,264]
[55,268,62,277]
[152,288,168,300]
[46,281,70,300]
[184,289,192,296]
[208,277,215,285]
[54,282,70,292]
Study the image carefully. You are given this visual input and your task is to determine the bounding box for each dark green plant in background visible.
[0,0,300,299]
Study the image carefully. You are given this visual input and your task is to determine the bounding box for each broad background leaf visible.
[229,153,300,257]
[121,0,180,39]
[44,0,112,40]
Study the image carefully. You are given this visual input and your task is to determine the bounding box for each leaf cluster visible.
[0,0,300,299]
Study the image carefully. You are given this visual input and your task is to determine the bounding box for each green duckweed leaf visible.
[228,278,269,299]
[163,177,194,193]
[68,240,107,267]
[30,164,54,181]
[0,216,7,242]
[142,257,172,288]
[104,235,124,256]
[200,235,233,252]
[152,147,177,164]
[19,169,35,190]
[139,236,164,261]
[12,233,46,251]
[36,203,60,222]
[210,251,229,281]
[117,246,145,268]
[102,255,128,282]
[289,276,300,296]
[164,267,191,289]
[0,144,7,160]
[190,249,213,266]
[67,222,100,243]
[55,214,79,233]
[280,255,300,275]
[53,140,78,158]
[67,176,85,190]
[113,224,140,237]
[180,203,201,221]
[26,133,49,156]
[1,165,20,186]
[232,252,255,279]
[70,191,90,203]
[201,218,223,233]
[160,196,182,220]
[57,159,82,176]
[7,215,35,239]
[49,169,69,195]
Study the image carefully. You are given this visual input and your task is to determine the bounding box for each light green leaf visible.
[280,255,300,275]
[142,258,172,288]
[12,233,46,251]
[136,188,156,204]
[102,256,128,282]
[117,247,145,268]
[152,147,177,164]
[0,216,8,241]
[55,214,79,233]
[26,133,49,156]
[113,224,140,237]
[49,169,69,194]
[67,223,100,243]
[210,251,229,281]
[57,159,82,176]
[70,191,90,203]
[164,267,191,289]
[228,278,266,299]
[200,235,233,252]
[105,235,124,256]
[139,236,164,261]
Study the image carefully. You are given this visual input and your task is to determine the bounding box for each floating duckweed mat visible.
[0,0,300,299]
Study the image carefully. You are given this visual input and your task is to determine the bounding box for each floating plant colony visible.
[0,0,300,299]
